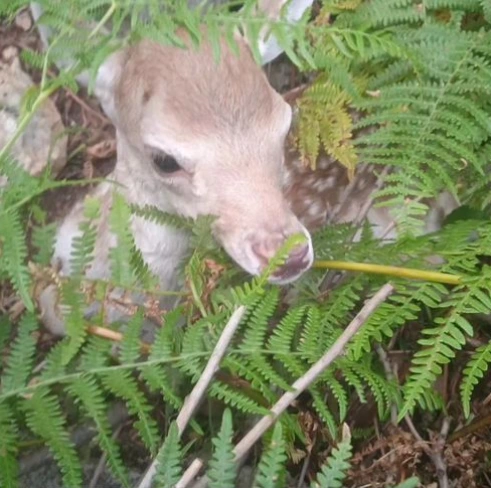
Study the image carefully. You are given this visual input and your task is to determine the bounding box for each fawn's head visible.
[95,25,313,284]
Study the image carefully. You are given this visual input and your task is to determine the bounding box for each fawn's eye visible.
[151,152,182,174]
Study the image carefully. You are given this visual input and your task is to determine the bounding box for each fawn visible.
[36,1,319,334]
[33,1,457,334]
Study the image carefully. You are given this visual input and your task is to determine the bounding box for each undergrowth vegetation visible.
[1,0,491,486]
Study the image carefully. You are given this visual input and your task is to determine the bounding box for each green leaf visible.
[208,408,236,488]
[2,312,38,393]
[312,425,352,488]
[253,422,287,488]
[23,388,82,487]
[155,422,183,488]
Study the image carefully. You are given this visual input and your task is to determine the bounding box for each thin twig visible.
[296,451,312,488]
[405,415,449,488]
[65,89,110,125]
[176,459,205,488]
[178,284,394,488]
[375,345,398,426]
[136,306,246,488]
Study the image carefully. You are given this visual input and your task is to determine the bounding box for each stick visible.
[234,283,393,462]
[314,261,460,285]
[179,283,394,488]
[136,306,246,488]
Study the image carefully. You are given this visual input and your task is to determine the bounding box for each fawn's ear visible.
[94,50,126,122]
[253,0,314,65]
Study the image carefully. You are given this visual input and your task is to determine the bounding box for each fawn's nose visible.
[251,233,313,284]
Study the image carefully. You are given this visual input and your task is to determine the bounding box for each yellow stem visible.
[313,260,461,285]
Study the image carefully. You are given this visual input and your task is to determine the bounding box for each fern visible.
[67,375,130,487]
[154,422,183,488]
[297,76,358,172]
[109,191,138,287]
[0,401,18,488]
[101,369,160,454]
[23,387,83,487]
[401,269,491,418]
[1,312,38,393]
[460,341,491,418]
[0,210,33,310]
[208,408,236,488]
[253,422,287,488]
[311,425,353,488]
[1,1,491,485]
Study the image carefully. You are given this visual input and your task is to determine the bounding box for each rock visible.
[0,55,67,179]
[15,10,33,31]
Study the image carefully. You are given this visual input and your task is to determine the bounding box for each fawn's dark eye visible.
[152,153,182,174]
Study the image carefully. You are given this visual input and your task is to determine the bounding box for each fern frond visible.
[67,375,130,487]
[311,386,343,439]
[208,408,236,488]
[31,221,57,265]
[297,76,358,173]
[0,210,33,310]
[120,308,144,364]
[0,401,18,488]
[130,203,194,230]
[312,425,352,488]
[68,196,100,277]
[349,282,445,361]
[392,477,421,488]
[155,422,183,488]
[109,191,137,286]
[253,421,287,488]
[101,369,160,454]
[401,270,491,419]
[140,307,183,411]
[1,312,38,393]
[23,387,82,487]
[460,341,491,418]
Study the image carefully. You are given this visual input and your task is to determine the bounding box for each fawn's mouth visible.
[268,245,313,284]
[269,261,311,285]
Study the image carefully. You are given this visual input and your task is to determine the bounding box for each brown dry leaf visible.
[87,139,117,159]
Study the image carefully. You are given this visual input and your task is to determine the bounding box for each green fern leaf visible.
[31,221,57,265]
[120,308,144,364]
[401,272,491,419]
[23,387,82,487]
[154,422,183,488]
[392,477,420,488]
[69,196,101,277]
[311,426,352,488]
[140,307,183,411]
[68,375,130,487]
[0,210,33,310]
[101,369,160,454]
[0,401,18,488]
[109,192,137,286]
[253,422,287,488]
[208,408,236,488]
[461,341,491,418]
[2,312,38,393]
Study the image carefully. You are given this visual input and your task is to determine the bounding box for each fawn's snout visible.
[252,235,313,283]
[213,189,314,284]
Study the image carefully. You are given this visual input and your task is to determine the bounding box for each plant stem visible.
[313,260,461,285]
